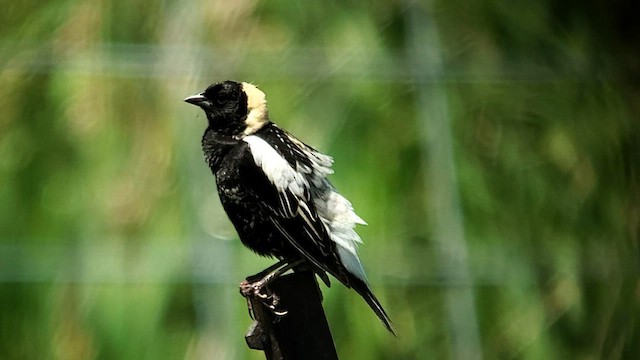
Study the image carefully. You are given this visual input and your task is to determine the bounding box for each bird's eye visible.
[214,96,228,106]
[212,91,236,107]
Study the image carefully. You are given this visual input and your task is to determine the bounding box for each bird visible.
[184,80,395,335]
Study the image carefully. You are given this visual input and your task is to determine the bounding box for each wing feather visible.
[242,133,351,286]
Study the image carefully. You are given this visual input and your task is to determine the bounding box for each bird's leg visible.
[240,259,303,299]
[240,259,288,306]
[245,259,288,283]
[240,259,287,318]
[240,259,305,316]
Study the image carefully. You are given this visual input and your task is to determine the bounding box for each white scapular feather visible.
[243,135,308,197]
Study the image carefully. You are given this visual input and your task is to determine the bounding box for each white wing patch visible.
[243,135,307,198]
[243,133,369,282]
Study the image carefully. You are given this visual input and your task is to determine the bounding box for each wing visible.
[240,130,353,287]
[240,128,396,334]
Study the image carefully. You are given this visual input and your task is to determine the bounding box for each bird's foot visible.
[240,279,288,317]
[240,259,306,317]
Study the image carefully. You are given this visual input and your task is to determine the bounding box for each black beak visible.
[184,93,207,106]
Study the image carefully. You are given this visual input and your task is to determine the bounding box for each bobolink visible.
[184,81,395,335]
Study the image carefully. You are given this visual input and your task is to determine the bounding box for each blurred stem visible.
[406,1,483,359]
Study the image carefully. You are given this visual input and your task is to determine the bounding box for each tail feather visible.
[348,274,397,336]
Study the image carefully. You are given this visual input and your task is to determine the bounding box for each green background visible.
[1,0,638,359]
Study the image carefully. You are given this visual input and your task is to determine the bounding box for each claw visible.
[273,309,288,316]
[240,279,289,317]
[240,259,305,318]
[245,298,255,319]
[268,294,288,316]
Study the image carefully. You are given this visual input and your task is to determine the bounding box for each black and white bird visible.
[184,80,395,335]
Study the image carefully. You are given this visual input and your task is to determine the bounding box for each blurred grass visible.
[1,0,639,359]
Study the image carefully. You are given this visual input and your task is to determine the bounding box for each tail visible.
[348,274,397,336]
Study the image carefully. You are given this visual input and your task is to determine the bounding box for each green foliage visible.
[1,1,638,359]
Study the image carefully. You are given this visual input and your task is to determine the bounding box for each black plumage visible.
[184,80,395,335]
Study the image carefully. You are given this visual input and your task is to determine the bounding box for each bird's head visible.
[184,80,269,137]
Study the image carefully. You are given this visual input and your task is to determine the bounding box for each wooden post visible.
[244,270,339,360]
